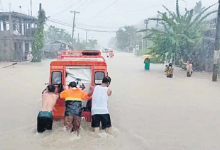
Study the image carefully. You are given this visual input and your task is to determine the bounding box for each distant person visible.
[106,50,109,58]
[27,52,33,61]
[37,85,59,133]
[109,50,114,58]
[60,81,90,136]
[165,65,169,74]
[181,60,193,77]
[166,63,174,78]
[90,77,112,133]
[144,58,150,70]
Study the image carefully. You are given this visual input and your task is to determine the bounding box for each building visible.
[43,40,73,58]
[0,12,37,61]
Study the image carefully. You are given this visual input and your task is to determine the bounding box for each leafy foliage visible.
[116,26,141,50]
[108,37,117,49]
[32,9,46,62]
[145,0,217,66]
[75,39,98,50]
[194,1,205,14]
[45,25,98,50]
[87,39,98,49]
[45,26,72,43]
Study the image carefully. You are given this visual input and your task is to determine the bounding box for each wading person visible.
[182,60,193,77]
[144,58,150,70]
[106,49,109,58]
[37,85,59,133]
[165,65,169,75]
[166,63,174,78]
[90,77,112,133]
[60,81,89,136]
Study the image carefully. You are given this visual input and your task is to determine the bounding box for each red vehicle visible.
[49,50,108,122]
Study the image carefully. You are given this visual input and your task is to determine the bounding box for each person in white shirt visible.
[90,77,112,132]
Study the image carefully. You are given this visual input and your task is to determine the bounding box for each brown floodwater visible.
[0,52,220,150]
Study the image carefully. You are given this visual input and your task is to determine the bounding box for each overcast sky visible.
[1,0,218,47]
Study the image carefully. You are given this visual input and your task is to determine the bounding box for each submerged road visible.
[0,51,220,150]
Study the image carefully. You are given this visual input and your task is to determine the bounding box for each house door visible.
[25,43,29,60]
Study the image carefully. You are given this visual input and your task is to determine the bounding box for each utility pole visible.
[30,0,32,16]
[77,33,80,43]
[212,0,220,81]
[0,0,3,11]
[19,6,22,13]
[142,32,144,52]
[70,11,80,48]
[156,14,159,28]
[124,32,132,47]
[9,3,11,12]
[144,19,149,48]
[39,3,42,11]
[86,30,88,43]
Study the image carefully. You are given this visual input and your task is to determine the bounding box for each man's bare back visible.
[41,90,59,111]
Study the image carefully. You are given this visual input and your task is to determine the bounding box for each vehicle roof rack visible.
[57,50,105,61]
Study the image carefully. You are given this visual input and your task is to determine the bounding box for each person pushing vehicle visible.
[60,81,92,136]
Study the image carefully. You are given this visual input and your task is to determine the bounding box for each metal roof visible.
[51,40,72,46]
[43,43,62,52]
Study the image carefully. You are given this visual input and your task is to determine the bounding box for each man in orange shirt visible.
[60,81,90,135]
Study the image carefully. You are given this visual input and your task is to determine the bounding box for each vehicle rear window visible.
[51,71,62,84]
[95,71,105,85]
[82,51,99,56]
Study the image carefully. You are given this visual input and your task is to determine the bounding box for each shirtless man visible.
[181,60,193,77]
[37,85,59,133]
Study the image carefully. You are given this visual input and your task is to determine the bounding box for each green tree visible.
[194,1,205,14]
[46,26,72,43]
[32,9,46,62]
[108,37,117,49]
[116,29,129,50]
[45,26,98,50]
[145,0,217,66]
[87,39,98,49]
[75,39,98,50]
[116,26,141,50]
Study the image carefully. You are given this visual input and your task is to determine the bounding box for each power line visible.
[86,1,175,20]
[83,0,98,10]
[50,18,120,29]
[75,0,89,10]
[50,0,74,12]
[77,23,120,29]
[50,0,82,17]
[85,0,120,22]
[49,17,72,24]
[78,18,127,26]
[47,19,117,33]
[77,26,117,32]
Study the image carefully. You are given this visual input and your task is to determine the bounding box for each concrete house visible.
[0,12,37,61]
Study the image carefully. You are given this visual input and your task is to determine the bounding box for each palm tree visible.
[145,0,217,65]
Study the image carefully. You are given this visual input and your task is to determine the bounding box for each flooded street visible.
[1,51,220,150]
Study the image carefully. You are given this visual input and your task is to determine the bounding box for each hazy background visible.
[1,0,218,47]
